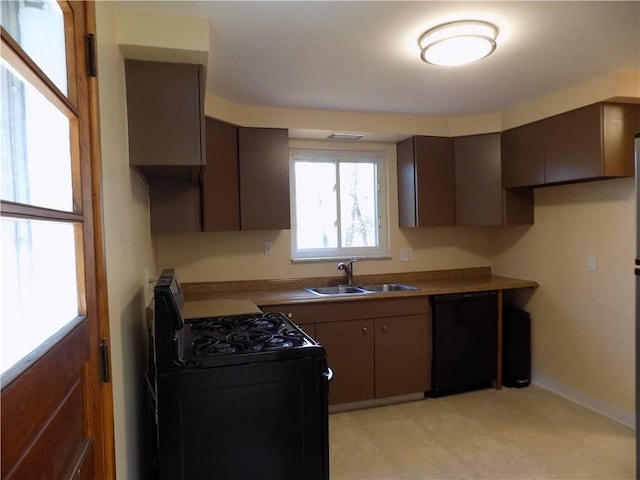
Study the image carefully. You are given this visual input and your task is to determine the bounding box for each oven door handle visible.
[322,367,333,383]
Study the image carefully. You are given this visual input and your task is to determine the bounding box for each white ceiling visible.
[117,1,640,117]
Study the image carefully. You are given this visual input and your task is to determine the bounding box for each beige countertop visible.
[181,267,538,312]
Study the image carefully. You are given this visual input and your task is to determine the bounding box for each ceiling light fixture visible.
[418,20,498,67]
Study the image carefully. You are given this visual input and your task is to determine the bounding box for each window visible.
[1,0,83,374]
[290,149,389,260]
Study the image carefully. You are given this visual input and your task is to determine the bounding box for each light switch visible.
[587,255,597,272]
[264,240,274,255]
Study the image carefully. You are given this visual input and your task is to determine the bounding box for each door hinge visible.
[86,33,97,77]
[99,338,111,383]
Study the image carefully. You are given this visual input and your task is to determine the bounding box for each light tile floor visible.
[329,386,635,479]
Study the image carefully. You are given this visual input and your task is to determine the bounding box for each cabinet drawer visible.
[261,303,317,325]
[313,297,429,323]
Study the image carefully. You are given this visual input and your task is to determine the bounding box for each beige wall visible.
[96,3,157,479]
[491,178,636,415]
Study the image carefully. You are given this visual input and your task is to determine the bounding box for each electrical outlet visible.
[400,247,413,262]
[264,240,274,256]
[587,255,597,272]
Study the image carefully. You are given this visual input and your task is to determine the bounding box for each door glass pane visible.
[294,161,338,250]
[1,217,79,374]
[340,162,377,247]
[0,0,68,94]
[1,59,73,211]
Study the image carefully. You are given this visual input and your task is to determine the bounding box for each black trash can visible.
[502,307,531,388]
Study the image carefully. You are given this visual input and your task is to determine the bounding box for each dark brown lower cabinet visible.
[374,314,431,398]
[316,319,375,405]
[262,298,431,406]
[315,314,430,405]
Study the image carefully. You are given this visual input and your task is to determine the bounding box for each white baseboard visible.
[532,372,635,429]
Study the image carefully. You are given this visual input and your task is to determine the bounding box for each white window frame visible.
[290,148,389,261]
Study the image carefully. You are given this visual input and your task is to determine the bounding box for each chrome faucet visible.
[337,259,357,285]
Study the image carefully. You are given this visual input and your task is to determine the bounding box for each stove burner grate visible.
[189,312,307,357]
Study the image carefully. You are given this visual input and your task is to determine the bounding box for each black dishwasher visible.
[430,290,498,397]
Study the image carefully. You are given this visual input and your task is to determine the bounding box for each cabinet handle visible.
[382,325,388,332]
[362,327,368,335]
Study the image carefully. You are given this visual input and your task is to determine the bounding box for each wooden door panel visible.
[454,134,503,226]
[501,121,545,188]
[544,104,602,183]
[374,314,430,398]
[238,127,290,230]
[415,136,456,226]
[315,320,374,405]
[2,320,90,479]
[203,117,240,231]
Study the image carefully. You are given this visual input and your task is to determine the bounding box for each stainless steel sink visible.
[359,283,419,293]
[305,285,368,296]
[305,283,418,296]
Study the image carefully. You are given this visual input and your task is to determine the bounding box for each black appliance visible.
[146,269,330,480]
[502,306,531,388]
[430,290,498,397]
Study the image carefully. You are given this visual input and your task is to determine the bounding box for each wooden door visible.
[315,319,374,405]
[1,1,114,479]
[374,315,431,398]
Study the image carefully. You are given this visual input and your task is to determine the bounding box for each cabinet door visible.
[396,136,455,227]
[125,60,204,183]
[238,128,290,230]
[544,103,602,184]
[315,320,374,405]
[202,118,240,231]
[149,181,201,233]
[454,134,503,226]
[374,315,430,398]
[501,121,545,187]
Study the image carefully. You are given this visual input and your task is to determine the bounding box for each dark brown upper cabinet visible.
[501,120,545,188]
[501,102,639,187]
[125,60,205,184]
[149,181,201,233]
[544,102,638,184]
[396,136,456,227]
[455,134,533,226]
[238,127,290,230]
[202,117,240,231]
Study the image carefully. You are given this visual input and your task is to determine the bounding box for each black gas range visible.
[146,269,330,480]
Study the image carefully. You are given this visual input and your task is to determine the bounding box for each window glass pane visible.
[1,218,79,374]
[1,59,73,211]
[340,162,377,248]
[1,0,68,94]
[294,161,337,249]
